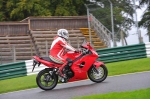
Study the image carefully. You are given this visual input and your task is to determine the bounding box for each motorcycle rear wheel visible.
[36,69,58,90]
[88,65,108,83]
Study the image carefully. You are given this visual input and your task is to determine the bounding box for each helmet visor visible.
[63,32,69,39]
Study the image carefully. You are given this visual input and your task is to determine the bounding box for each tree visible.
[0,0,87,21]
[10,0,51,21]
[0,0,14,21]
[139,0,150,6]
[138,0,150,41]
[86,0,135,44]
[0,0,51,21]
[53,0,86,16]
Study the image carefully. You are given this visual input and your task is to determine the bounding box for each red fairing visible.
[94,61,104,68]
[67,43,100,82]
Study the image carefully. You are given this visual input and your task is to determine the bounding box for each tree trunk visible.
[124,37,128,45]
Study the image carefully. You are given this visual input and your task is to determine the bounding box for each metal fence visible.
[90,14,111,47]
[0,45,35,64]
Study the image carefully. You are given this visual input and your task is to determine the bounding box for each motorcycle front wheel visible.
[88,65,108,83]
[36,69,58,90]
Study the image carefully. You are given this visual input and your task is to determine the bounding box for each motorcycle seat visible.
[40,57,62,64]
[40,57,53,62]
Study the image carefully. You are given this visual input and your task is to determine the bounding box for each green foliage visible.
[139,0,150,6]
[0,12,5,21]
[138,0,150,41]
[139,11,150,28]
[54,0,77,16]
[49,0,87,16]
[10,0,51,20]
[0,0,87,21]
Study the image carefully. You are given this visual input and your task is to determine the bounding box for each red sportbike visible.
[32,41,108,90]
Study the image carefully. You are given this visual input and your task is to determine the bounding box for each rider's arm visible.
[59,37,76,51]
[61,43,76,51]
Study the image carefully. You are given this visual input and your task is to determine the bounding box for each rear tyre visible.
[88,65,108,83]
[36,69,58,90]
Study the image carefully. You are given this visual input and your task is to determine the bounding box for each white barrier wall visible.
[25,60,46,75]
[145,42,150,58]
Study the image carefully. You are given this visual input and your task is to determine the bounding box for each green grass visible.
[0,58,150,94]
[71,88,150,99]
[0,75,37,93]
[106,58,150,76]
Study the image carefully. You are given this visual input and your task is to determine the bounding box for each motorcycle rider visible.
[49,29,77,79]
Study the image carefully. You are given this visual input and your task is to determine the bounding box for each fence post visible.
[46,40,48,56]
[13,45,16,62]
[77,36,79,49]
[69,40,71,45]
[0,53,2,64]
[30,41,33,57]
[121,30,124,46]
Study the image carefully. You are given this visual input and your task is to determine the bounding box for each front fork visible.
[92,65,99,74]
[92,61,105,74]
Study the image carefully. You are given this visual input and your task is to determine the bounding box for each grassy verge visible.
[71,88,150,99]
[106,58,150,76]
[0,58,150,94]
[0,75,37,94]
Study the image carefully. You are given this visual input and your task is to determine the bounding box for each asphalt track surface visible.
[0,71,150,99]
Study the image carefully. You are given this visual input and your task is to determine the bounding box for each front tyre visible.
[36,69,58,90]
[88,65,108,83]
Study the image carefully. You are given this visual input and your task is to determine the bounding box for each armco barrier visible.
[0,42,150,80]
[0,61,27,80]
[0,60,45,80]
[96,43,147,63]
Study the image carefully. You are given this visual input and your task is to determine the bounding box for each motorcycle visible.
[32,40,108,90]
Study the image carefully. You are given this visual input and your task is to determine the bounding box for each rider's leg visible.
[49,55,66,77]
[59,58,73,78]
[49,55,64,64]
[58,60,68,78]
[49,55,69,78]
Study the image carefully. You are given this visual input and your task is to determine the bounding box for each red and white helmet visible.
[57,29,69,40]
